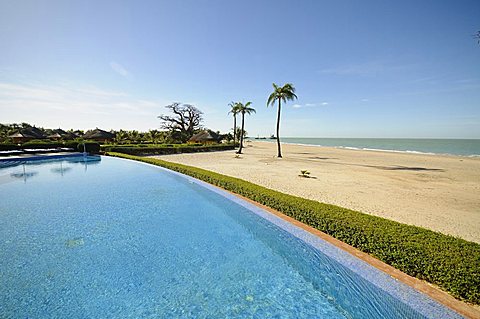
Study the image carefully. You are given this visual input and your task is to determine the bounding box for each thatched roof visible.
[9,127,47,139]
[83,128,115,139]
[51,129,78,139]
[48,133,63,139]
[25,127,47,138]
[8,132,25,138]
[189,130,220,142]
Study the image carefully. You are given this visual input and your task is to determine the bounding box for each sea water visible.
[258,138,480,156]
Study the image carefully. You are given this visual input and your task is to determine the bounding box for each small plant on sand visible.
[299,170,311,178]
[234,154,241,159]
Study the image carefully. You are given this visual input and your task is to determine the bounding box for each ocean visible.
[255,138,480,157]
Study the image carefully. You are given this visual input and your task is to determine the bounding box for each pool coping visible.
[179,176,476,319]
[227,191,480,319]
[134,158,479,319]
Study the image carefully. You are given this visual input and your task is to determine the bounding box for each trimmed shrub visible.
[0,143,20,151]
[64,140,81,150]
[103,144,234,155]
[107,152,480,305]
[78,142,100,154]
[22,140,62,149]
[13,140,84,151]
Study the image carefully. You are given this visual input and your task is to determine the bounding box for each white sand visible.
[150,141,480,243]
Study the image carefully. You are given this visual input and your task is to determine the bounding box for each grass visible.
[108,152,480,305]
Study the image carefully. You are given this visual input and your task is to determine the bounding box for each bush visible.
[78,142,100,154]
[22,140,62,149]
[0,140,87,152]
[64,140,81,150]
[102,144,234,155]
[107,152,480,305]
[0,143,20,151]
[100,143,215,150]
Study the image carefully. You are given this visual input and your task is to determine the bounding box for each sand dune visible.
[150,141,480,243]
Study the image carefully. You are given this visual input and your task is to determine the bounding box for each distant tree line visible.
[1,102,231,145]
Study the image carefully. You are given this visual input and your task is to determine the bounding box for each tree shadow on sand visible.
[369,165,444,172]
[308,156,339,160]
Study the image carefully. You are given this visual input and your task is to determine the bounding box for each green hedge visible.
[78,142,101,154]
[0,143,20,151]
[101,143,204,148]
[103,144,234,155]
[22,140,63,149]
[108,152,480,305]
[0,140,98,152]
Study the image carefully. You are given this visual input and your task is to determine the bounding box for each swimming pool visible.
[0,155,463,318]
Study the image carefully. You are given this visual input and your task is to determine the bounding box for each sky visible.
[0,0,479,138]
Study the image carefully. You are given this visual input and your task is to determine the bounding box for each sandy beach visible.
[150,141,480,243]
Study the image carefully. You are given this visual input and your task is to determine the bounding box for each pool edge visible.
[228,191,480,319]
[109,156,480,319]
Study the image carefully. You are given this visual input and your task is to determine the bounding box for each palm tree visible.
[228,101,240,147]
[236,102,255,154]
[146,129,162,144]
[115,130,128,144]
[267,83,297,158]
[127,130,140,144]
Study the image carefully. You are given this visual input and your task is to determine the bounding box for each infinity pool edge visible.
[114,155,477,319]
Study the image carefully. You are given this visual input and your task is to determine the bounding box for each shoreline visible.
[151,141,480,243]
[251,139,480,158]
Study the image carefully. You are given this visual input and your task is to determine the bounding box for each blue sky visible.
[1,0,479,138]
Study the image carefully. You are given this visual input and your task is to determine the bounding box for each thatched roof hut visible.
[83,128,115,142]
[8,127,47,143]
[47,133,63,140]
[51,129,78,140]
[188,130,220,144]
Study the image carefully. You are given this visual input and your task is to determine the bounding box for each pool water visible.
[0,156,462,318]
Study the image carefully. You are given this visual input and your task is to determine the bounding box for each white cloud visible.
[0,81,167,129]
[293,102,328,108]
[110,61,129,77]
[361,98,369,102]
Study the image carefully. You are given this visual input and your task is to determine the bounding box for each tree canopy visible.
[158,103,204,143]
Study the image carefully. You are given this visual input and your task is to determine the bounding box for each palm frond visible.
[228,101,240,115]
[267,92,276,106]
[244,106,256,114]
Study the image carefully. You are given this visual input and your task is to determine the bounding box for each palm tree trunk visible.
[276,99,282,158]
[237,112,245,154]
[233,115,237,148]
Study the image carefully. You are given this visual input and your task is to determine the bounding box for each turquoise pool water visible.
[0,156,463,318]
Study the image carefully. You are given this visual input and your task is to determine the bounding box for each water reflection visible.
[2,155,102,183]
[10,164,39,183]
[50,162,73,176]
